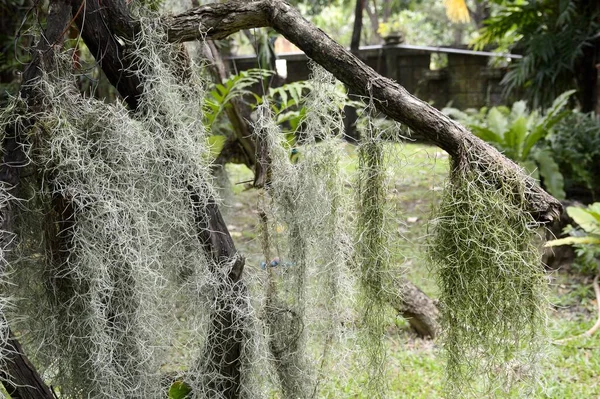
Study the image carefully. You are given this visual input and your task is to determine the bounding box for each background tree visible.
[476,0,599,112]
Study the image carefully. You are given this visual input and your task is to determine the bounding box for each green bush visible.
[443,90,574,199]
[546,203,600,275]
[550,112,600,202]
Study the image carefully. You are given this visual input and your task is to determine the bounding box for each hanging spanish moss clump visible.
[0,17,252,398]
[0,101,13,371]
[430,161,547,398]
[354,107,394,399]
[298,65,355,396]
[255,101,312,398]
[255,64,354,398]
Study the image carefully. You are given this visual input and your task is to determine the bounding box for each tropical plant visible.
[203,68,273,128]
[547,203,600,276]
[257,80,315,132]
[546,203,600,341]
[550,112,600,201]
[474,0,599,111]
[204,69,311,155]
[205,67,353,150]
[547,204,600,249]
[443,90,574,199]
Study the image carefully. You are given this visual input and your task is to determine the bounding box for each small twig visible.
[554,273,600,343]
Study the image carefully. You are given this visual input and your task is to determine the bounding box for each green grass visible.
[223,142,600,398]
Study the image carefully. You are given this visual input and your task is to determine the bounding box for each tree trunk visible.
[365,0,382,44]
[0,328,56,399]
[469,1,490,29]
[387,278,440,338]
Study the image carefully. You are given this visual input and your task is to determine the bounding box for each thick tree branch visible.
[165,0,562,223]
[70,0,141,109]
[387,278,440,338]
[0,327,56,399]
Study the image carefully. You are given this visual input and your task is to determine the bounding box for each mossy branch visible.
[68,0,560,223]
[163,0,560,223]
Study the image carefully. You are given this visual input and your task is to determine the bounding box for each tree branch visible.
[165,0,562,223]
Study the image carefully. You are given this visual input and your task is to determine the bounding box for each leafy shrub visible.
[546,203,600,275]
[204,68,273,128]
[205,68,352,153]
[473,0,598,110]
[550,112,600,201]
[443,90,574,199]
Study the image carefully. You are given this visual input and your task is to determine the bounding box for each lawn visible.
[221,142,600,398]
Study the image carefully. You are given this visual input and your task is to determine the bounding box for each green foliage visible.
[298,0,355,46]
[0,0,34,103]
[203,68,273,128]
[474,0,598,109]
[430,166,547,397]
[377,8,458,45]
[205,67,353,160]
[571,245,600,276]
[546,204,600,248]
[443,90,574,199]
[207,135,227,160]
[547,203,600,276]
[141,0,163,11]
[204,69,317,159]
[205,69,319,149]
[550,112,600,200]
[260,80,314,133]
[168,380,192,399]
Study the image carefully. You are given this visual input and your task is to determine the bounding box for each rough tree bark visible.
[0,327,55,399]
[387,277,440,338]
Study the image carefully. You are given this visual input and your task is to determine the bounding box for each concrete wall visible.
[226,44,510,110]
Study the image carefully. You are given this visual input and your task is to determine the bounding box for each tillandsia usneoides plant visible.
[254,64,354,398]
[255,102,313,398]
[299,64,355,396]
[430,161,548,398]
[354,104,394,399]
[0,17,251,398]
[0,99,22,372]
